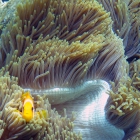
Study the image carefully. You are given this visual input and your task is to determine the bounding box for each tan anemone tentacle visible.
[105,77,140,139]
[0,73,82,140]
[0,0,134,139]
[98,0,140,58]
[0,0,127,92]
[98,0,131,48]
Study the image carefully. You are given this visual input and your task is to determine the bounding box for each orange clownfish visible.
[21,91,34,123]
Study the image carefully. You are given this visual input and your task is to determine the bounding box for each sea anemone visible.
[0,73,81,140]
[97,0,130,48]
[0,0,127,99]
[0,0,139,139]
[105,76,140,140]
[98,0,140,59]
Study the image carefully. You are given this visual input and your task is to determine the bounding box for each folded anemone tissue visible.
[0,0,139,140]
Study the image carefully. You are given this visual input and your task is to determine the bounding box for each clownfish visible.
[21,91,34,123]
[21,91,48,123]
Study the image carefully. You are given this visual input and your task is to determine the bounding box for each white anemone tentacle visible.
[52,79,125,140]
[24,80,110,105]
[24,79,125,139]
